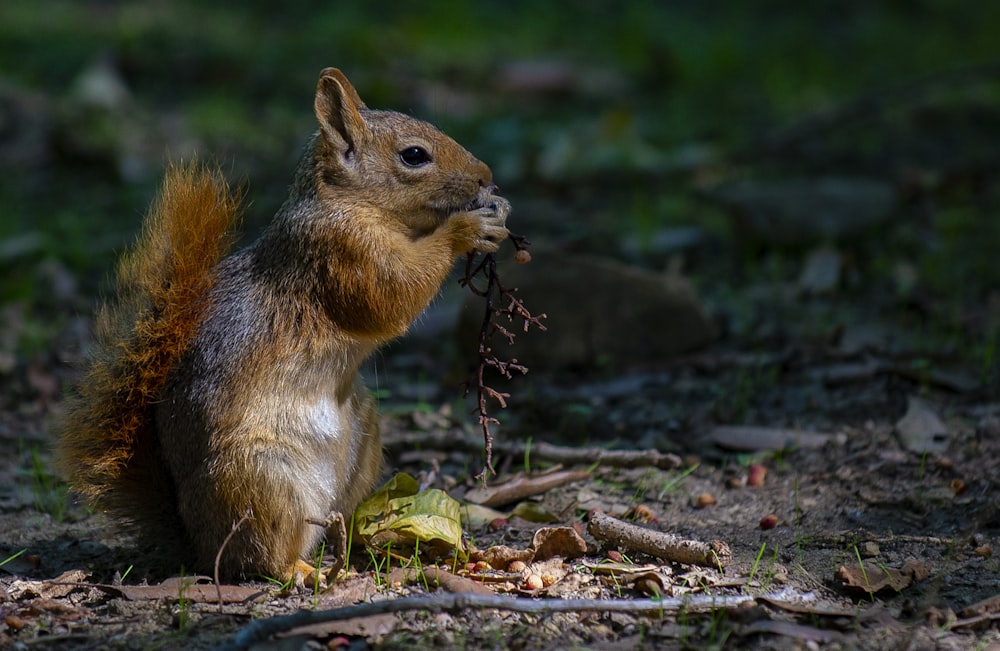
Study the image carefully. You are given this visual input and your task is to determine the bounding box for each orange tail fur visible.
[57,163,241,532]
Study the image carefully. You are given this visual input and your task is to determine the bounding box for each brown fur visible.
[56,68,509,579]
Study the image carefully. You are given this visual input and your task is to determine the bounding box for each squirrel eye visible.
[399,146,433,167]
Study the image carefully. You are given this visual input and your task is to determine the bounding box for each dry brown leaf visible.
[834,558,931,594]
[468,544,534,570]
[112,579,264,603]
[530,526,587,562]
[7,569,88,600]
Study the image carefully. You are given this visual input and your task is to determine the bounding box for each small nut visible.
[695,493,716,508]
[508,560,527,573]
[747,464,767,487]
[514,249,532,264]
[726,477,746,489]
[759,514,779,530]
[523,574,544,591]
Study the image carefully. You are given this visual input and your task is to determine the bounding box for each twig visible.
[215,507,253,611]
[528,442,682,470]
[215,590,765,651]
[588,512,732,570]
[384,431,683,471]
[460,230,546,483]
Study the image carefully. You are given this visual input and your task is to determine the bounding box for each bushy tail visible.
[57,163,241,532]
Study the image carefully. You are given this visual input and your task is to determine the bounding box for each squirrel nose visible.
[472,158,492,187]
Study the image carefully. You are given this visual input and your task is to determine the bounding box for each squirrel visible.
[56,68,510,581]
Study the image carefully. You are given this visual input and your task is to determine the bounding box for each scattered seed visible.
[759,514,779,530]
[748,464,767,487]
[695,493,716,508]
[523,574,544,590]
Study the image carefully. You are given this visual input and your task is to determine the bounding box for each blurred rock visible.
[456,254,717,372]
[895,395,949,453]
[711,177,896,245]
[797,245,842,295]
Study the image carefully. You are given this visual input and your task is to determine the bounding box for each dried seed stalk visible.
[460,232,546,481]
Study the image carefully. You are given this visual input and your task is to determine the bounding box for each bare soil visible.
[2,321,999,650]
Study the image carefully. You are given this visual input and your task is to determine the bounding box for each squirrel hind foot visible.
[285,559,326,591]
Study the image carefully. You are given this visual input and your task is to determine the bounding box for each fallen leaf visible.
[460,503,509,528]
[834,558,931,595]
[354,473,465,557]
[112,581,264,603]
[510,501,558,523]
[468,544,533,570]
[530,526,587,562]
[7,570,88,600]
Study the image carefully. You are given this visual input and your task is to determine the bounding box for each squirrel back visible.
[56,164,241,534]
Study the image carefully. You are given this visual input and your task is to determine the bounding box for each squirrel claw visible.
[287,559,326,591]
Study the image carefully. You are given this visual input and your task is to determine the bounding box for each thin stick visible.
[216,590,764,651]
[460,231,546,483]
[214,507,253,611]
[384,432,683,471]
[588,512,732,569]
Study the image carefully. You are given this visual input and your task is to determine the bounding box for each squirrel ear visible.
[314,68,370,159]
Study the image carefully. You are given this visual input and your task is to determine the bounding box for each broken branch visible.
[588,512,732,569]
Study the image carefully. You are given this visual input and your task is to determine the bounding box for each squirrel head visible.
[312,68,493,235]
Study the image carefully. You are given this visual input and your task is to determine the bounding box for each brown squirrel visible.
[56,68,510,580]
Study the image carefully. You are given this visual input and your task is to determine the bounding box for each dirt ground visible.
[2,314,999,649]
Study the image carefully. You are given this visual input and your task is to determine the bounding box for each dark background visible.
[1,0,998,411]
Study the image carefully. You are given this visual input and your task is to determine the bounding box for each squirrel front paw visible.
[467,194,511,253]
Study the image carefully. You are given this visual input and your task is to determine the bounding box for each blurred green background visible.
[1,0,999,389]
